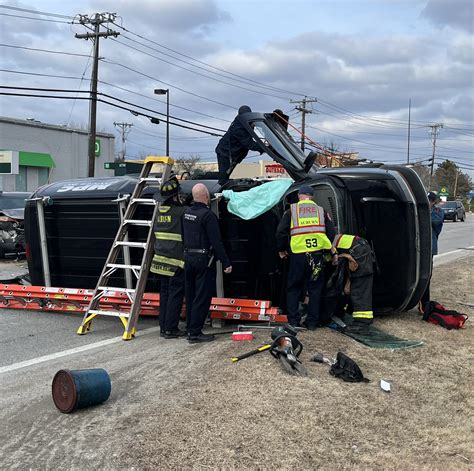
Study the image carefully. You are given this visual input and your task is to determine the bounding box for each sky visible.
[1,0,473,178]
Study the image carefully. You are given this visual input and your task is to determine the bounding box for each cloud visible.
[87,0,231,37]
[421,0,473,33]
[1,0,472,171]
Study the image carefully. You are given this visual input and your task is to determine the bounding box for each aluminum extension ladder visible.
[77,156,174,340]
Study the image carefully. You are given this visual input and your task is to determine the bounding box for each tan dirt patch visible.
[117,255,473,470]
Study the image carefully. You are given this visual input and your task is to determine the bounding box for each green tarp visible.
[222,179,292,220]
[330,315,423,349]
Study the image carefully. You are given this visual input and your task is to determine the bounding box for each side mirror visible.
[304,151,317,173]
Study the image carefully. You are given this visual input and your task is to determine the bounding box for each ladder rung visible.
[88,309,130,318]
[131,198,156,205]
[115,241,147,249]
[140,177,162,184]
[97,286,136,293]
[107,263,142,270]
[123,219,152,226]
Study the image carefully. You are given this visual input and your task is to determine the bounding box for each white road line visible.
[435,246,474,259]
[0,326,160,375]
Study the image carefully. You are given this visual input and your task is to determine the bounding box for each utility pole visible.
[75,13,119,177]
[114,122,133,162]
[453,166,459,199]
[290,96,317,151]
[428,123,443,191]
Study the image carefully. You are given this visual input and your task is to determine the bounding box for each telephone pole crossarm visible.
[290,96,317,151]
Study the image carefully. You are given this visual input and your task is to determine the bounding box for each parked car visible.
[24,112,431,314]
[0,191,31,258]
[439,200,466,222]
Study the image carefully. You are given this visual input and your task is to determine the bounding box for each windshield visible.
[0,194,30,209]
[440,202,457,208]
[251,120,307,171]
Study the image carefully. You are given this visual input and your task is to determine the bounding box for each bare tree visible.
[410,164,431,190]
[174,155,204,176]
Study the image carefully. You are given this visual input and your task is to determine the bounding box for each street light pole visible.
[154,89,170,156]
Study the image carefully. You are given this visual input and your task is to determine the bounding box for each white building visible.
[0,117,115,192]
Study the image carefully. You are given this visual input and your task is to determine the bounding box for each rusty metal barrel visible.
[52,368,111,413]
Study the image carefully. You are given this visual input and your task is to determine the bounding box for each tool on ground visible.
[52,368,111,413]
[76,156,174,340]
[231,344,271,362]
[269,325,307,376]
[310,352,336,366]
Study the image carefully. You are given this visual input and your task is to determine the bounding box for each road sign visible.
[95,139,101,157]
[439,187,449,196]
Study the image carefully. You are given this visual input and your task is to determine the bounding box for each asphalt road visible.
[435,212,474,266]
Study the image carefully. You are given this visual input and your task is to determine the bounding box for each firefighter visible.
[150,177,187,339]
[183,183,232,343]
[215,105,263,185]
[332,234,375,324]
[276,185,336,330]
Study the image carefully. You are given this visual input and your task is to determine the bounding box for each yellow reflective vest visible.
[333,234,356,250]
[289,200,332,253]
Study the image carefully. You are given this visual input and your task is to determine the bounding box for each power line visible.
[437,146,474,154]
[99,92,225,132]
[0,12,71,24]
[102,59,235,110]
[316,98,429,128]
[0,4,74,19]
[110,19,304,97]
[65,44,94,126]
[0,43,90,57]
[109,36,290,101]
[0,91,224,137]
[0,67,231,124]
[308,124,411,150]
[0,85,226,132]
[98,80,230,124]
[0,68,85,80]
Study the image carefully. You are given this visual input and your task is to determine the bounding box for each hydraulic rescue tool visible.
[269,325,307,376]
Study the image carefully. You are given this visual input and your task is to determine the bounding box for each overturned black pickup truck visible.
[24,112,431,313]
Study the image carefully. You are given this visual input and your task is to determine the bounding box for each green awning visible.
[19,151,55,168]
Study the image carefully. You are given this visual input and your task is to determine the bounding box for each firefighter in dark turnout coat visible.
[150,177,187,339]
[215,105,262,184]
[332,234,374,324]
